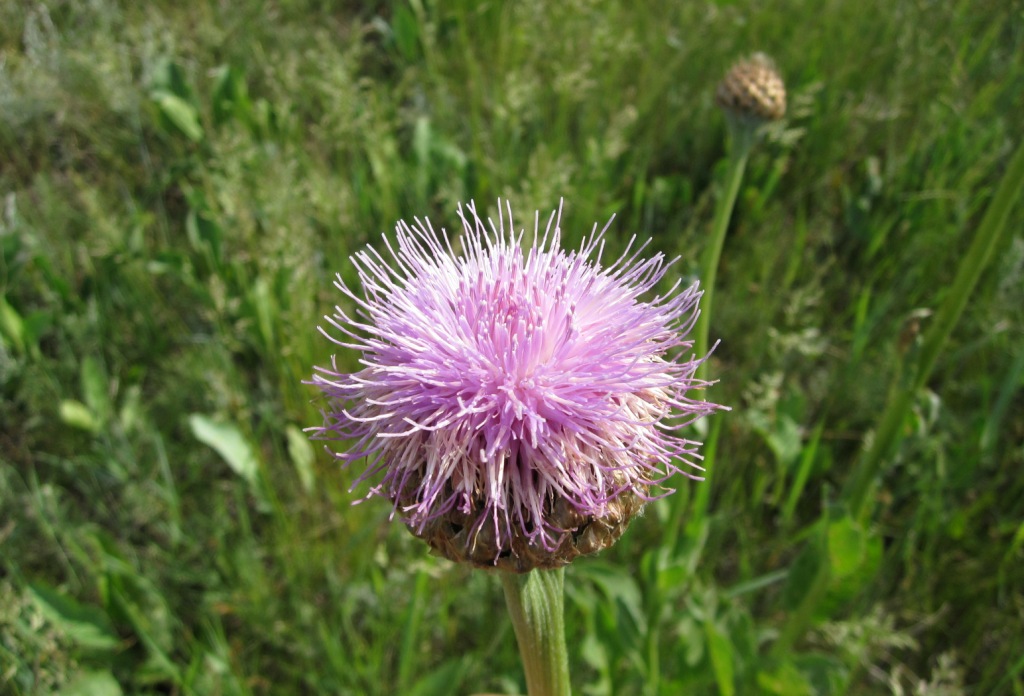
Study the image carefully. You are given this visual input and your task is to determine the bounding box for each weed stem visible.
[500,568,571,696]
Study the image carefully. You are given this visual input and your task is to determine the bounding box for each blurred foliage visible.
[1,0,1022,694]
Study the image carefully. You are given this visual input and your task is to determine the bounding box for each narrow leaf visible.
[704,620,736,696]
[28,583,119,651]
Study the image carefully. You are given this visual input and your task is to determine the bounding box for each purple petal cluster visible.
[310,201,724,557]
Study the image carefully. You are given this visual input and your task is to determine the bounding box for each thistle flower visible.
[716,52,787,124]
[310,201,725,572]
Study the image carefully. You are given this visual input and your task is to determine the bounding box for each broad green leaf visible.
[28,583,119,651]
[152,90,203,142]
[56,671,123,696]
[60,399,100,434]
[827,516,866,579]
[821,520,882,615]
[189,414,259,486]
[286,424,315,492]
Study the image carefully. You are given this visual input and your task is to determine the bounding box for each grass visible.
[1,0,1023,694]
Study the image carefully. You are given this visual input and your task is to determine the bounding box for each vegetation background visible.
[1,0,1022,694]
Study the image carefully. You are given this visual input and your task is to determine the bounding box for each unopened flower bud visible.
[716,53,786,123]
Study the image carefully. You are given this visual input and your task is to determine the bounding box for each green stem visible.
[646,620,661,695]
[664,416,721,556]
[695,120,755,380]
[844,137,1024,520]
[500,568,571,696]
[667,119,757,556]
[397,569,429,692]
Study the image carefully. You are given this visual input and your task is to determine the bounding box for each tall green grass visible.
[2,0,1022,694]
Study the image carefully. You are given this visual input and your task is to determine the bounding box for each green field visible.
[2,1,1023,694]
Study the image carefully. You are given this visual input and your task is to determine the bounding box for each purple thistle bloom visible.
[310,200,725,570]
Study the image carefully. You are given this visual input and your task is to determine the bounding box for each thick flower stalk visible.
[310,200,724,572]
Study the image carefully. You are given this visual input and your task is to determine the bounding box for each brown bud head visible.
[716,53,786,122]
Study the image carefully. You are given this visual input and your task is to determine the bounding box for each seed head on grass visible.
[309,201,725,572]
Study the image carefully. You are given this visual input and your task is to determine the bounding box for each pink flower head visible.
[310,200,725,570]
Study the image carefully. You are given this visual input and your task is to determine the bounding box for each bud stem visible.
[695,117,756,379]
[500,568,571,696]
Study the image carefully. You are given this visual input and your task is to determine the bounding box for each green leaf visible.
[250,275,276,354]
[781,536,825,611]
[189,414,259,486]
[210,64,252,127]
[286,424,315,493]
[747,409,802,472]
[152,90,204,142]
[574,563,646,635]
[704,620,735,696]
[580,631,613,691]
[827,516,866,579]
[56,671,123,696]
[81,356,111,425]
[795,652,850,694]
[60,399,101,434]
[148,58,195,101]
[28,583,119,651]
[185,206,223,266]
[0,294,25,354]
[756,660,814,696]
[821,518,881,615]
[94,543,180,683]
[675,615,704,667]
[405,657,469,696]
[782,420,824,524]
[390,4,421,61]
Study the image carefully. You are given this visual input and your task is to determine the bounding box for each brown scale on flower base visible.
[405,473,649,573]
[716,53,786,122]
